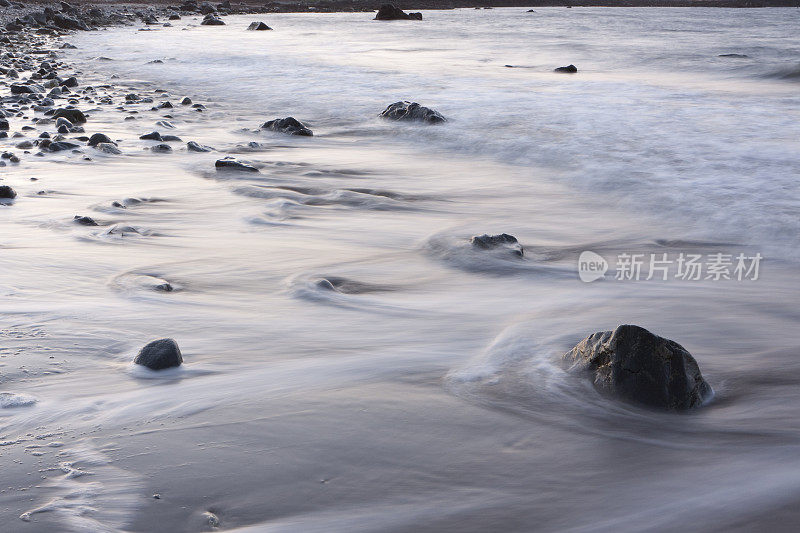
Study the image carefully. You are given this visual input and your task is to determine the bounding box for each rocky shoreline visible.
[2,0,799,33]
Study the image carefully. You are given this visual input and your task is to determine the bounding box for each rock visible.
[215,157,258,172]
[718,53,749,58]
[10,84,35,95]
[374,4,422,20]
[0,120,9,131]
[133,338,183,370]
[0,185,17,199]
[95,142,121,154]
[180,97,192,105]
[554,64,578,73]
[563,325,713,411]
[62,76,78,88]
[199,2,216,14]
[261,117,313,136]
[470,233,523,257]
[151,143,172,153]
[379,101,445,124]
[169,14,181,20]
[247,21,272,30]
[88,133,114,146]
[49,141,80,152]
[53,108,86,124]
[52,13,89,31]
[201,14,225,25]
[140,131,163,141]
[187,141,212,152]
[161,135,182,142]
[73,215,98,226]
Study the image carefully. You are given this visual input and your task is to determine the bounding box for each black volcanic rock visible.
[563,325,713,411]
[247,21,272,30]
[261,117,313,136]
[134,338,183,370]
[375,4,422,20]
[379,101,445,124]
[470,233,523,257]
[554,64,578,73]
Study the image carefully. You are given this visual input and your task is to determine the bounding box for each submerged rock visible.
[187,141,212,152]
[73,215,98,226]
[470,233,523,257]
[554,64,578,73]
[88,133,115,147]
[375,4,422,20]
[215,157,258,172]
[261,117,313,136]
[247,21,272,30]
[379,101,446,124]
[151,143,173,153]
[134,338,183,370]
[563,325,713,411]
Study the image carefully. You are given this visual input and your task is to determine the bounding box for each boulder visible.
[52,13,89,31]
[201,14,225,25]
[139,131,162,141]
[53,108,86,124]
[379,101,445,124]
[470,233,523,257]
[247,21,272,30]
[151,143,172,153]
[134,338,183,370]
[554,64,578,73]
[0,186,17,199]
[563,325,713,411]
[261,117,313,136]
[375,4,422,20]
[88,133,114,146]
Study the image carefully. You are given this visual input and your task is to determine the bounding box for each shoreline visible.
[2,0,800,31]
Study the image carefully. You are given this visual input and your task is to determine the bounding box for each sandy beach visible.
[2,3,800,532]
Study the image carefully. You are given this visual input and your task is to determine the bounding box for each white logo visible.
[578,251,608,283]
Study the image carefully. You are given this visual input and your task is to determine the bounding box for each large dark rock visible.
[88,133,114,147]
[470,233,523,257]
[375,4,422,20]
[134,338,183,370]
[247,21,272,30]
[0,186,17,199]
[261,117,313,136]
[379,101,445,124]
[563,325,713,411]
[52,13,90,31]
[53,108,86,124]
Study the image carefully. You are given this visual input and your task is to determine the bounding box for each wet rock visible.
[96,143,122,154]
[375,4,422,20]
[0,186,17,199]
[49,141,80,152]
[151,143,172,153]
[73,215,98,226]
[180,97,192,105]
[52,13,89,31]
[53,108,86,124]
[554,64,578,73]
[260,117,313,136]
[379,101,445,124]
[718,53,749,58]
[470,233,523,257]
[140,131,163,141]
[563,324,713,411]
[201,14,225,25]
[10,84,35,95]
[0,120,9,131]
[161,135,182,142]
[187,141,212,152]
[134,338,183,370]
[247,21,272,30]
[62,76,78,88]
[88,133,114,146]
[215,157,258,172]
